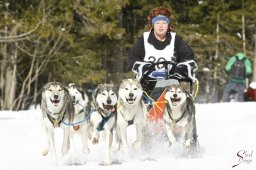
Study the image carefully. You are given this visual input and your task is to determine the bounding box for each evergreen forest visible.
[0,0,256,110]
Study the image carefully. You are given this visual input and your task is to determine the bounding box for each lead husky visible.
[89,83,118,165]
[67,83,90,155]
[41,82,74,163]
[116,79,147,153]
[163,84,198,152]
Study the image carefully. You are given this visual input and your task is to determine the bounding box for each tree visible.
[0,0,129,110]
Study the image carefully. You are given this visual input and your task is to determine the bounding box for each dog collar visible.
[165,104,186,123]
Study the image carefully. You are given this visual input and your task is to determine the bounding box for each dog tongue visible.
[172,101,178,106]
[51,99,60,104]
[104,105,115,112]
[171,98,179,106]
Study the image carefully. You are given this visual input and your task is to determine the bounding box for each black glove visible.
[172,64,189,80]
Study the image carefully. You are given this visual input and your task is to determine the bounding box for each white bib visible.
[143,31,176,70]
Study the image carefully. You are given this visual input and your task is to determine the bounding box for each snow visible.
[0,102,256,170]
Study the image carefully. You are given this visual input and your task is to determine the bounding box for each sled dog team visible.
[41,79,198,165]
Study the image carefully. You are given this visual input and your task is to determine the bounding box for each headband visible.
[152,15,170,25]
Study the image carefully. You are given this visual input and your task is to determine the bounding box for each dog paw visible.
[92,138,99,144]
[41,147,49,156]
[113,143,121,152]
[82,147,90,154]
[184,140,191,150]
[133,141,141,150]
[99,161,112,166]
[73,125,80,131]
[168,141,173,147]
[61,147,68,155]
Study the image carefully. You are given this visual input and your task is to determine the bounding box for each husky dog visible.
[89,83,117,165]
[163,84,198,151]
[116,79,147,153]
[67,83,90,154]
[41,82,74,162]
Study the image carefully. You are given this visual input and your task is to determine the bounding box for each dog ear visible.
[133,79,143,88]
[41,87,47,105]
[166,85,174,91]
[41,82,51,102]
[108,83,118,93]
[63,86,70,99]
[64,89,75,123]
[68,83,75,88]
[92,84,101,107]
[121,79,128,83]
[165,85,170,91]
[76,86,86,100]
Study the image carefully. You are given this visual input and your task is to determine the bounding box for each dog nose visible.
[129,93,134,98]
[107,98,112,104]
[72,96,75,100]
[54,95,59,99]
[173,94,177,98]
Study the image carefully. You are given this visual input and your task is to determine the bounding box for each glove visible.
[170,60,198,83]
[132,61,153,80]
[173,64,189,80]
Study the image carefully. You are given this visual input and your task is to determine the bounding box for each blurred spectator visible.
[222,52,252,102]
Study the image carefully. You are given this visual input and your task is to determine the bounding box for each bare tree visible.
[0,0,69,110]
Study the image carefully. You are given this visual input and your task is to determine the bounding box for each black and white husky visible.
[41,82,74,163]
[115,79,147,154]
[163,84,198,153]
[89,83,118,165]
[67,83,91,155]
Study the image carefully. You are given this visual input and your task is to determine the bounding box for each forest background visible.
[0,0,256,110]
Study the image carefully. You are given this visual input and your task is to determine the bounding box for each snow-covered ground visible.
[0,102,255,170]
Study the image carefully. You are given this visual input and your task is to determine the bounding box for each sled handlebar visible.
[147,61,176,67]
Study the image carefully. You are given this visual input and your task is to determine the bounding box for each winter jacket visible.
[128,31,195,70]
[225,52,252,83]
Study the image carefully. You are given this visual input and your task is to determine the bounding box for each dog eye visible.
[58,89,63,91]
[102,92,106,95]
[111,93,115,96]
[48,89,52,91]
[134,88,137,90]
[125,88,128,90]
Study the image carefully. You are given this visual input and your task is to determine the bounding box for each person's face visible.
[153,20,168,37]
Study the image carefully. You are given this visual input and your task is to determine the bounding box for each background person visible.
[222,52,252,102]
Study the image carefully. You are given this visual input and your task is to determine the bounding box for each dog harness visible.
[165,104,186,124]
[164,95,194,124]
[119,109,135,126]
[72,100,91,116]
[43,107,66,128]
[96,111,115,131]
[143,31,176,68]
[118,101,135,126]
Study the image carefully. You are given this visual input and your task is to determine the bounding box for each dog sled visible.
[132,60,200,155]
[244,82,256,101]
[133,60,198,121]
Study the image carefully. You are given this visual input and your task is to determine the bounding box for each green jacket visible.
[225,52,252,83]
